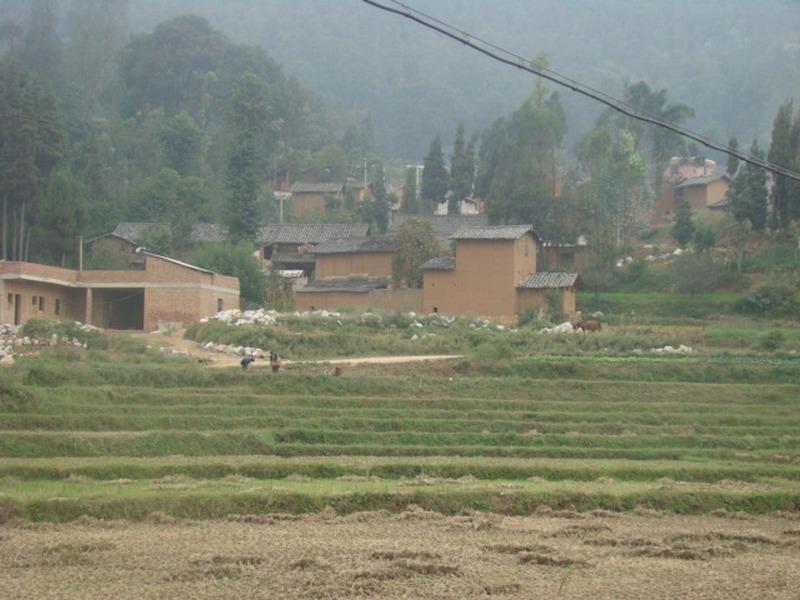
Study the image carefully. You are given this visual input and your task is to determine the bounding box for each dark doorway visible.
[94,289,145,330]
[13,294,21,325]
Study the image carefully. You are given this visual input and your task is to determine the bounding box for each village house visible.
[540,237,590,272]
[294,236,420,312]
[651,159,730,224]
[0,252,239,331]
[290,181,345,217]
[674,171,731,212]
[420,225,577,323]
[256,223,369,279]
[390,214,489,248]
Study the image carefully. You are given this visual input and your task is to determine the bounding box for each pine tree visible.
[744,140,768,231]
[449,123,473,214]
[225,73,271,241]
[726,136,739,177]
[767,100,794,228]
[671,195,695,247]
[421,136,448,211]
[401,166,418,213]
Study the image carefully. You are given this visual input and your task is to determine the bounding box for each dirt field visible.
[2,509,799,599]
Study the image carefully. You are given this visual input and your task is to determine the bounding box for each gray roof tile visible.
[313,236,400,254]
[257,223,368,244]
[451,224,538,241]
[297,277,389,293]
[419,256,456,270]
[190,223,229,243]
[517,272,578,289]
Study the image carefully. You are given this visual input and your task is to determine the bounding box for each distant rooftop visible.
[257,223,368,245]
[297,277,389,294]
[451,224,539,242]
[290,181,345,194]
[189,223,229,243]
[517,272,578,289]
[419,256,456,271]
[313,236,400,255]
[390,214,488,240]
[675,170,731,189]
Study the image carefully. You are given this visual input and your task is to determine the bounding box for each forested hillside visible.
[115,0,800,157]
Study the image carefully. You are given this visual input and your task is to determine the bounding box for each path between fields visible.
[130,330,462,368]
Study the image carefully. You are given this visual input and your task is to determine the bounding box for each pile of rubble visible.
[0,322,98,365]
[648,344,695,355]
[200,342,269,359]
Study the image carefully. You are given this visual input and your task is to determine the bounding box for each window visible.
[217,298,224,312]
[55,299,61,316]
[39,297,45,312]
[6,293,11,304]
[32,296,38,306]
[525,243,529,257]
[433,306,438,313]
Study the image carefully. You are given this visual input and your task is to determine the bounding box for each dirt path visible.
[130,330,462,368]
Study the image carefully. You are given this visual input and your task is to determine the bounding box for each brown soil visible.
[2,511,799,599]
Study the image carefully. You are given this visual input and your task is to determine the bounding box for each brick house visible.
[290,182,346,217]
[420,225,577,323]
[0,252,239,331]
[256,223,369,278]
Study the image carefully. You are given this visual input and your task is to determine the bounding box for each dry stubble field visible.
[3,509,800,599]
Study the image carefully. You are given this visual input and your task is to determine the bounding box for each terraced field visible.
[1,357,799,521]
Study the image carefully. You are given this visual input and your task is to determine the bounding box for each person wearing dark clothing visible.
[269,351,281,373]
[241,356,255,371]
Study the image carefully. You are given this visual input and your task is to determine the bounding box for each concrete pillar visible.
[84,288,92,325]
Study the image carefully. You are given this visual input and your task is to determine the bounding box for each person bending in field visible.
[241,356,255,371]
[269,351,281,373]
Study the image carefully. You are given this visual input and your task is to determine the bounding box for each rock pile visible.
[0,322,93,361]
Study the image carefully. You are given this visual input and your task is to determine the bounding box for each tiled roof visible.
[112,222,170,243]
[290,181,345,194]
[142,251,215,275]
[313,236,400,255]
[451,224,538,241]
[271,252,315,265]
[419,256,455,270]
[256,223,368,244]
[297,277,389,294]
[390,214,488,237]
[517,272,578,289]
[190,223,229,243]
[675,171,730,189]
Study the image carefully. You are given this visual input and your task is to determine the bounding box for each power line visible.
[361,0,800,183]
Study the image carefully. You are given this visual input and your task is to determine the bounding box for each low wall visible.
[366,288,422,313]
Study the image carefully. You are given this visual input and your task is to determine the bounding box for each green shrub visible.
[667,254,721,294]
[20,319,54,339]
[760,330,785,351]
[735,277,800,317]
[0,378,34,412]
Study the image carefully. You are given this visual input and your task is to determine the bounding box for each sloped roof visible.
[290,181,345,194]
[141,251,215,275]
[675,171,731,189]
[391,214,488,237]
[451,224,539,241]
[190,223,229,243]
[313,236,400,255]
[112,222,170,243]
[419,256,456,270]
[256,223,368,244]
[296,277,389,294]
[271,252,316,266]
[517,272,578,289]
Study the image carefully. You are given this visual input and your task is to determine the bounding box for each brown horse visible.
[574,319,602,332]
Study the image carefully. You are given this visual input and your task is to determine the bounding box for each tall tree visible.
[225,73,272,241]
[767,100,795,228]
[21,0,62,88]
[486,90,567,230]
[160,112,206,176]
[420,135,448,212]
[671,196,695,247]
[449,123,473,213]
[392,218,440,288]
[33,168,87,266]
[622,81,694,195]
[726,136,739,177]
[401,166,418,214]
[731,140,768,231]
